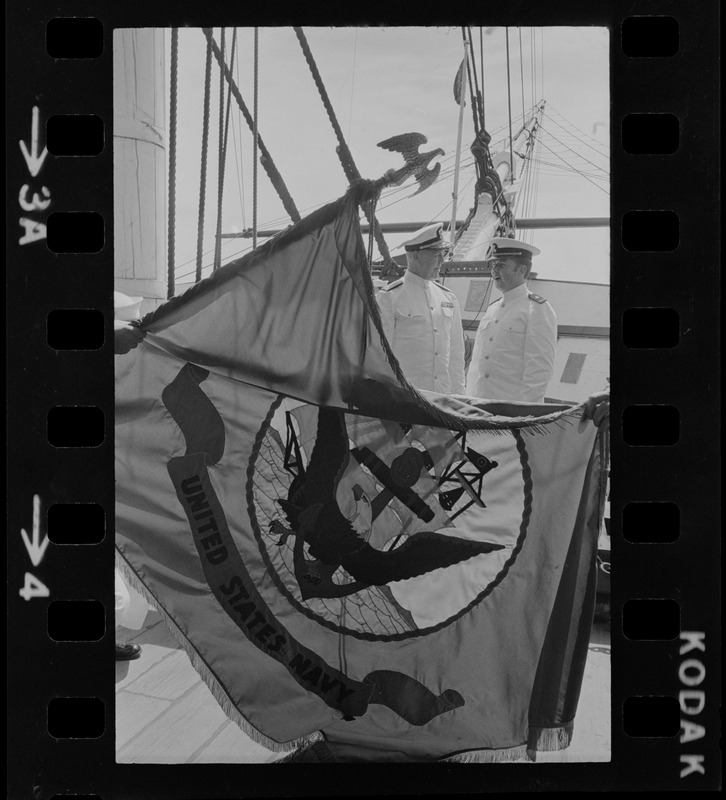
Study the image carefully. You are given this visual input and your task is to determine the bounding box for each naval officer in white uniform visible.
[466,237,557,403]
[376,223,466,395]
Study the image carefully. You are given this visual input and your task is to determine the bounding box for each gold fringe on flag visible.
[440,744,531,763]
[527,721,575,754]
[115,549,323,757]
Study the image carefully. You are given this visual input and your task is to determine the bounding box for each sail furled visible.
[115,184,604,761]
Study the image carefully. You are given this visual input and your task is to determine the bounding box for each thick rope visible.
[253,28,259,250]
[203,28,301,225]
[541,28,545,101]
[366,194,377,267]
[167,27,178,298]
[461,26,481,133]
[479,27,486,131]
[213,28,227,271]
[219,29,237,242]
[293,27,359,183]
[196,33,213,282]
[468,28,485,136]
[530,28,536,110]
[293,26,396,271]
[519,27,526,121]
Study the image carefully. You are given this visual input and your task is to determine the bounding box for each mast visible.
[454,101,545,262]
[493,101,544,189]
[113,29,167,309]
[449,41,469,248]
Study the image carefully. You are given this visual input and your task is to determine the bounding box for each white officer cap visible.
[401,222,451,252]
[490,236,541,262]
[114,290,144,321]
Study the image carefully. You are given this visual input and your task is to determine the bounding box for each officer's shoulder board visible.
[433,280,454,293]
[380,278,403,292]
[528,292,548,304]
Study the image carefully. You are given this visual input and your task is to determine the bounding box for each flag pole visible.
[449,40,469,266]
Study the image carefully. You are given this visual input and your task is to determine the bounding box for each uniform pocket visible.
[395,306,425,321]
[395,306,427,338]
[440,304,455,333]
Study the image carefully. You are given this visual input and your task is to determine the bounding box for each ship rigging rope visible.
[167,27,179,298]
[530,29,537,113]
[253,27,259,250]
[545,106,610,158]
[518,29,526,122]
[174,172,481,282]
[346,30,358,144]
[505,29,515,179]
[196,33,214,283]
[175,81,553,282]
[541,28,545,104]
[479,28,486,131]
[522,107,545,228]
[214,28,238,271]
[203,28,301,225]
[366,195,377,268]
[526,115,540,227]
[214,29,225,270]
[537,136,610,195]
[534,121,543,217]
[293,26,395,270]
[539,124,609,176]
[232,53,247,228]
[461,27,481,135]
[172,146,484,282]
[464,28,481,130]
[529,28,536,109]
[293,27,358,184]
[468,39,482,133]
[518,134,539,237]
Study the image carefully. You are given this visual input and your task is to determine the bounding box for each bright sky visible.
[162,26,609,286]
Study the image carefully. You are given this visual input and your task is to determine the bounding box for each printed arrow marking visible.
[20,494,49,567]
[19,107,48,178]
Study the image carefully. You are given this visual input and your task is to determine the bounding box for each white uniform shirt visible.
[466,282,557,402]
[376,270,466,394]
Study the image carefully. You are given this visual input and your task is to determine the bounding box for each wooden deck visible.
[116,610,610,764]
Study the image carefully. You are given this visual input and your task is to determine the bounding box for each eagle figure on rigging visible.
[377,132,444,196]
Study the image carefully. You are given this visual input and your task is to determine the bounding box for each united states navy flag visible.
[116,182,605,762]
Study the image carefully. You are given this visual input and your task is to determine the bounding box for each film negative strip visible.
[6,1,720,795]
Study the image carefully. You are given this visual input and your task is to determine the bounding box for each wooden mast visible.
[113,29,167,311]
